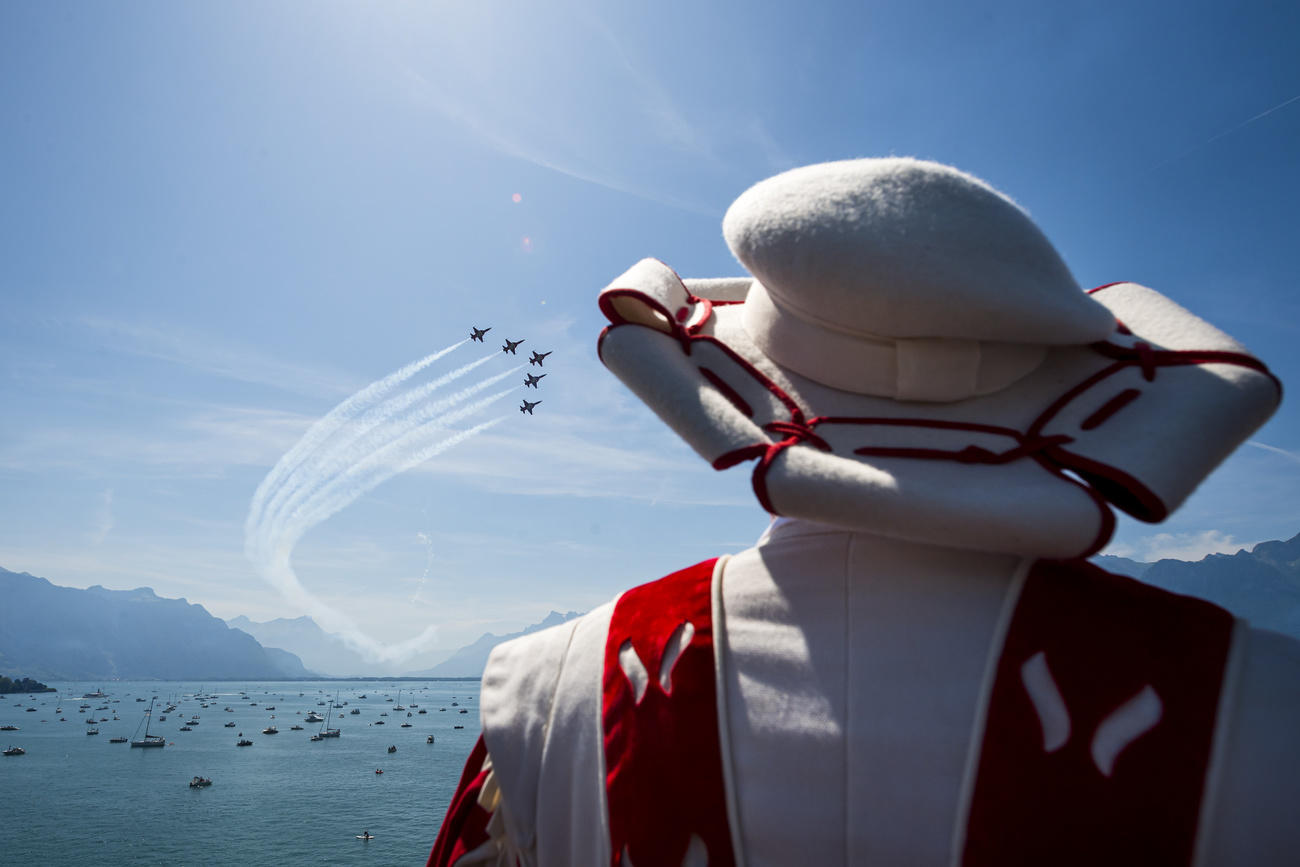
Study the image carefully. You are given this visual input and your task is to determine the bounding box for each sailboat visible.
[130,698,166,748]
[394,690,405,712]
[310,691,341,740]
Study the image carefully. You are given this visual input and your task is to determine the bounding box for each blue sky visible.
[2,0,1297,664]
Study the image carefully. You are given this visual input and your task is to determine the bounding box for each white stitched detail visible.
[618,640,650,705]
[1091,684,1163,777]
[1020,651,1071,753]
[659,621,696,695]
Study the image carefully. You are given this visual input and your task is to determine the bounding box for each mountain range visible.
[1095,532,1300,638]
[227,610,583,677]
[0,567,310,681]
[4,533,1298,680]
[404,610,583,677]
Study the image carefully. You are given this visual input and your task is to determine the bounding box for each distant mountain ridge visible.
[406,610,584,678]
[0,567,312,681]
[225,614,449,678]
[1093,532,1300,638]
[227,611,583,679]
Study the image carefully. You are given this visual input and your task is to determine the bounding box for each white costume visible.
[428,159,1297,867]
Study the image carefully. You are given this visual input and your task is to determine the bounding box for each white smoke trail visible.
[247,340,465,531]
[259,354,499,533]
[245,342,522,664]
[248,416,507,663]
[288,389,517,539]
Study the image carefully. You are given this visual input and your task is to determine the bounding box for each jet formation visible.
[474,326,551,414]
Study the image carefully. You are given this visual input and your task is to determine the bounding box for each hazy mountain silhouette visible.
[225,614,451,678]
[1093,532,1300,637]
[405,610,584,678]
[0,567,311,680]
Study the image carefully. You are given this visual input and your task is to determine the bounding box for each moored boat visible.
[131,698,166,748]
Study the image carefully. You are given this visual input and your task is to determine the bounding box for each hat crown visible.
[722,158,1115,344]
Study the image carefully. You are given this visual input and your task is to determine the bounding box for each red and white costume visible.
[428,159,1297,866]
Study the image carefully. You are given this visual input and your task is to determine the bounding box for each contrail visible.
[1148,93,1300,176]
[249,417,507,663]
[259,354,499,533]
[247,340,466,531]
[291,391,516,534]
[1247,440,1300,467]
[245,342,520,664]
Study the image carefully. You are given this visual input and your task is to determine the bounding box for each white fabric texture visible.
[719,519,1025,865]
[467,520,1300,866]
[476,601,615,867]
[739,280,1047,401]
[599,261,1280,557]
[721,158,1116,344]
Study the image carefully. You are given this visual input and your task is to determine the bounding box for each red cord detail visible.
[1081,389,1141,431]
[763,420,832,452]
[700,367,754,417]
[856,434,1073,466]
[598,273,1279,556]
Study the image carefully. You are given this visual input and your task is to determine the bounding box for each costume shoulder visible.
[478,600,618,866]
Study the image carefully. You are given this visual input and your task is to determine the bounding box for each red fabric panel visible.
[428,735,493,867]
[603,559,736,867]
[962,560,1233,866]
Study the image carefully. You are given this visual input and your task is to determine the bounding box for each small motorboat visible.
[400,722,412,728]
[3,746,24,756]
[426,735,435,744]
[387,745,397,753]
[454,725,465,730]
[179,726,193,732]
[290,725,304,731]
[236,739,253,747]
[189,776,212,788]
[262,725,278,735]
[109,736,128,743]
[224,721,236,727]
[374,768,384,775]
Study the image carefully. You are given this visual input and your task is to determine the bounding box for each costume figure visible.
[428,159,1297,866]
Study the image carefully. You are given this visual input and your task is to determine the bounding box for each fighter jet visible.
[528,350,552,367]
[502,338,524,355]
[519,399,542,415]
[524,372,547,388]
[470,326,491,342]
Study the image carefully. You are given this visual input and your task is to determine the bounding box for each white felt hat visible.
[598,159,1281,559]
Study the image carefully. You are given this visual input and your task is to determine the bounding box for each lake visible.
[0,680,482,865]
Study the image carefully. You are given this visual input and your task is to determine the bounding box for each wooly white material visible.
[721,158,1117,344]
[600,261,1279,557]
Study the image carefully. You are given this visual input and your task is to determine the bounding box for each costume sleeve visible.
[428,736,505,867]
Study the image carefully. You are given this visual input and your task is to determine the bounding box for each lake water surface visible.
[0,680,482,865]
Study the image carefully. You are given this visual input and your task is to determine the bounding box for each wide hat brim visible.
[597,259,1280,559]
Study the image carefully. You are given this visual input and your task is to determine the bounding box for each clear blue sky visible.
[2,0,1297,663]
